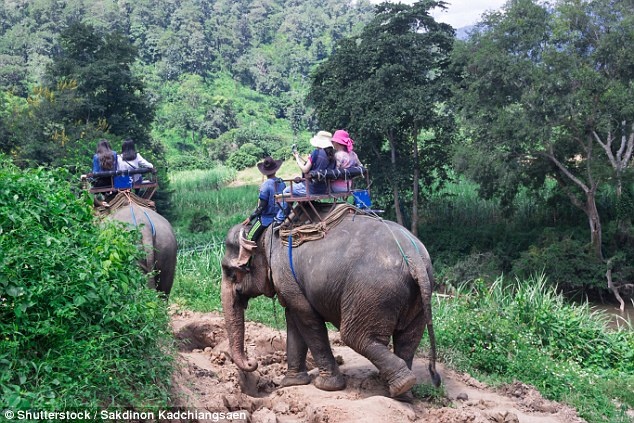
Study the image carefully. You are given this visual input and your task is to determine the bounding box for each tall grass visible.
[170,168,256,247]
[169,167,285,327]
[169,166,237,192]
[433,275,634,422]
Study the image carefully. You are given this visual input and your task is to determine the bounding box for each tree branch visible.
[540,146,590,193]
[592,129,617,168]
[552,173,586,211]
[622,123,634,167]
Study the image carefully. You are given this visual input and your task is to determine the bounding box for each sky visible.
[369,0,507,28]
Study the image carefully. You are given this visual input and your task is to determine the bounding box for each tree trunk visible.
[411,136,420,237]
[585,189,603,260]
[388,132,404,226]
[606,269,625,312]
[545,147,603,260]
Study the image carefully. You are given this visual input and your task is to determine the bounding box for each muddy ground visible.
[169,310,585,423]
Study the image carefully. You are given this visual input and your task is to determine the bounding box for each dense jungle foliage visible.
[1,0,632,300]
[0,158,174,410]
[1,0,633,419]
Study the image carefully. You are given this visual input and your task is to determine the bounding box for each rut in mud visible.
[169,310,585,423]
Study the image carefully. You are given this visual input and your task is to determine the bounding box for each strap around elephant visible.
[287,234,304,292]
[128,202,157,240]
[399,227,420,255]
[143,210,156,238]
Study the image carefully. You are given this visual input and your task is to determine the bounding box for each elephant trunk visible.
[221,277,258,372]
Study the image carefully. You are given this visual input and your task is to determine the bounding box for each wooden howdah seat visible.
[274,165,372,225]
[84,167,158,200]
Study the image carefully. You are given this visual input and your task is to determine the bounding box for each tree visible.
[46,21,155,146]
[452,0,634,304]
[309,0,455,234]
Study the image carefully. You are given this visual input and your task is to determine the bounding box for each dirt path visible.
[169,310,585,423]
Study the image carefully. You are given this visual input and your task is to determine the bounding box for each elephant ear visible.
[222,226,243,275]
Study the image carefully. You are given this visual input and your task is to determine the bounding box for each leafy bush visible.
[168,153,219,171]
[227,143,264,170]
[511,237,606,292]
[0,159,174,410]
[438,251,503,287]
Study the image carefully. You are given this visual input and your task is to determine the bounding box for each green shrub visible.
[511,238,606,292]
[227,143,264,170]
[0,159,174,410]
[167,154,218,171]
[439,251,503,287]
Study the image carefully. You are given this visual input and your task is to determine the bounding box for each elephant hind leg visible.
[364,342,417,397]
[394,311,442,389]
[392,310,425,369]
[343,331,416,397]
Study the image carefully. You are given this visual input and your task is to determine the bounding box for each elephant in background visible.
[221,212,440,398]
[110,202,177,296]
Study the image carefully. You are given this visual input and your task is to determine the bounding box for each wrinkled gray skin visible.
[110,203,177,296]
[221,215,440,397]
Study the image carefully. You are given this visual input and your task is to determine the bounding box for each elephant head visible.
[221,225,276,372]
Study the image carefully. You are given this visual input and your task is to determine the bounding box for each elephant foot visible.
[394,390,415,404]
[388,368,417,398]
[314,373,346,391]
[280,371,311,387]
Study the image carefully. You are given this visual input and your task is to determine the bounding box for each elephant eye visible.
[222,265,239,283]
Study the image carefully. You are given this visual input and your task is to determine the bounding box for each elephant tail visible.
[408,255,441,388]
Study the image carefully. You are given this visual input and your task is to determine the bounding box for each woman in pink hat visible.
[330,130,362,193]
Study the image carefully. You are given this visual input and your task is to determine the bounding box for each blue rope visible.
[130,204,138,226]
[129,204,156,240]
[143,210,156,237]
[288,234,301,285]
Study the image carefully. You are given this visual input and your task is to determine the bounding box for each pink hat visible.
[332,130,354,152]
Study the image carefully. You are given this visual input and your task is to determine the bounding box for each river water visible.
[589,303,634,330]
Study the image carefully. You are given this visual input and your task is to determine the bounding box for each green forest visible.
[1,0,633,421]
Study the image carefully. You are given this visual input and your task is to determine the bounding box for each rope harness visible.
[94,190,155,216]
[95,190,157,240]
[280,202,419,292]
[279,203,358,247]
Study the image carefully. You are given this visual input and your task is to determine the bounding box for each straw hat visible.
[309,130,333,149]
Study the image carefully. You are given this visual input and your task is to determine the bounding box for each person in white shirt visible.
[117,139,153,185]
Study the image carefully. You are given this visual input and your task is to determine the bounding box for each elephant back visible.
[105,193,177,296]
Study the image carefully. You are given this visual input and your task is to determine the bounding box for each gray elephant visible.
[221,212,440,398]
[109,202,177,296]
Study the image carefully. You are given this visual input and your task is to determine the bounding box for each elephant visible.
[221,210,440,398]
[109,201,177,296]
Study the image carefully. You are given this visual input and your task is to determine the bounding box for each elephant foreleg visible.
[280,309,311,387]
[284,307,345,392]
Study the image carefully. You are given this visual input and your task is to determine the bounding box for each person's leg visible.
[291,182,306,196]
